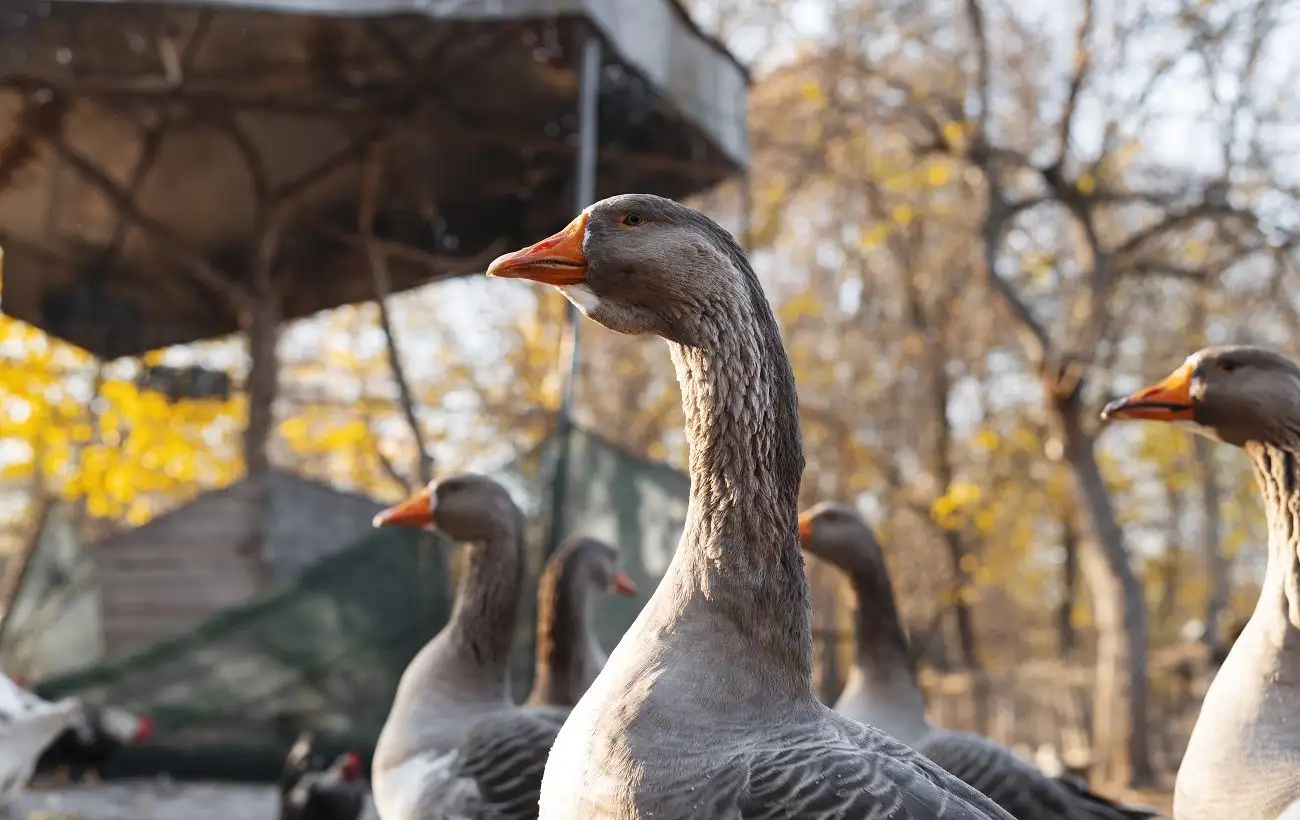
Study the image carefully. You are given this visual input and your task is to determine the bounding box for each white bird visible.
[0,672,83,804]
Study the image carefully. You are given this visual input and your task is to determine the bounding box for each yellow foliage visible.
[859,223,891,250]
[0,312,243,527]
[891,204,915,226]
[927,162,952,187]
[799,81,827,107]
[1076,174,1097,195]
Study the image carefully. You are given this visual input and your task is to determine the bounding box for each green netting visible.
[26,425,692,780]
[35,525,451,779]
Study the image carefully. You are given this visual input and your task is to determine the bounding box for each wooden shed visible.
[94,470,384,656]
[0,470,385,669]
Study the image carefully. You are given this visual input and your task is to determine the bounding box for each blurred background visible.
[0,0,1298,813]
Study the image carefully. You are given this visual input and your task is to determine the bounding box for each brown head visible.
[1102,345,1300,449]
[487,193,766,348]
[543,536,638,599]
[798,501,914,671]
[798,501,887,575]
[372,473,522,542]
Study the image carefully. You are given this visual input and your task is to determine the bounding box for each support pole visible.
[543,33,601,559]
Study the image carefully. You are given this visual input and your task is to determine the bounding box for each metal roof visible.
[0,0,749,356]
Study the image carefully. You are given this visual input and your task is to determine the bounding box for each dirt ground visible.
[9,780,379,820]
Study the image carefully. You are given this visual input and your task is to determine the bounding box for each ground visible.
[10,781,379,820]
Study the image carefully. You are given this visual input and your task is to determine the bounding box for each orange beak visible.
[797,511,814,546]
[373,486,434,528]
[486,212,589,285]
[1101,362,1196,422]
[612,570,638,597]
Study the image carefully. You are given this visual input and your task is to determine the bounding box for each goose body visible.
[488,194,1013,819]
[1103,345,1300,819]
[799,503,1160,819]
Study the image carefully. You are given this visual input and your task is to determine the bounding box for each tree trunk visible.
[1046,372,1153,788]
[1158,481,1186,625]
[1058,513,1079,656]
[1196,437,1228,652]
[240,226,282,586]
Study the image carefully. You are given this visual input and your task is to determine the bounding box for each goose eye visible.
[622,212,644,227]
[1216,361,1239,373]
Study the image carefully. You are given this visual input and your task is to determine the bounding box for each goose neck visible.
[662,285,812,696]
[845,569,919,687]
[1245,442,1300,632]
[529,570,599,706]
[445,521,525,680]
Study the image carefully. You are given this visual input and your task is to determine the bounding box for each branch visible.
[1055,0,1096,166]
[34,123,253,311]
[359,145,434,486]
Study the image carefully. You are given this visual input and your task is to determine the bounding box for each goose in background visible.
[368,474,569,819]
[1103,345,1300,819]
[525,536,638,708]
[488,193,1013,818]
[799,501,1161,818]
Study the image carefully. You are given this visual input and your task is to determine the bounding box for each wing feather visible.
[455,707,569,819]
[738,718,1015,819]
[919,730,1163,819]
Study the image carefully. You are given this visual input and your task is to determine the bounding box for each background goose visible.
[370,473,569,820]
[488,193,1014,819]
[526,536,638,708]
[799,501,1160,819]
[1102,345,1300,820]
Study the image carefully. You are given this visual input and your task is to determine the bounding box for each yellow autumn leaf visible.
[1077,174,1097,195]
[927,163,952,187]
[859,223,891,249]
[892,204,914,226]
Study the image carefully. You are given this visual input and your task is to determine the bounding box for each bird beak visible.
[487,212,589,285]
[612,570,638,597]
[797,511,814,547]
[373,486,434,528]
[1101,362,1196,422]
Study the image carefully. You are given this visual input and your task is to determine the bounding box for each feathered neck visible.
[661,265,812,698]
[528,558,602,706]
[1245,440,1300,632]
[444,512,525,689]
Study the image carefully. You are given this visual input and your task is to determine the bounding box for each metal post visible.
[543,33,601,559]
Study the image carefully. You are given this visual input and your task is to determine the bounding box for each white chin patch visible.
[557,284,602,316]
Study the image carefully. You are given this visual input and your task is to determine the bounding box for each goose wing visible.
[918,729,1162,819]
[736,716,1015,819]
[454,706,569,818]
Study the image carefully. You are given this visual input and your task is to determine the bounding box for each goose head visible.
[797,502,885,575]
[549,536,638,599]
[372,473,519,542]
[487,193,752,346]
[1102,345,1300,448]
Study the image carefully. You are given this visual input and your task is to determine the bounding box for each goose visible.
[1102,345,1300,820]
[526,536,639,707]
[799,501,1161,818]
[369,473,570,820]
[487,193,1014,818]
